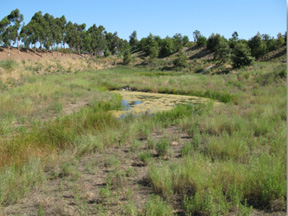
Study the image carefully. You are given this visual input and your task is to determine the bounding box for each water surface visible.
[111,90,219,118]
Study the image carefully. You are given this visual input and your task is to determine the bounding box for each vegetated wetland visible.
[0,8,286,216]
[110,90,216,118]
[0,58,286,215]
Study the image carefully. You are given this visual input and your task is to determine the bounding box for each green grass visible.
[0,61,286,213]
[0,158,45,205]
[155,138,170,157]
[0,60,18,71]
[144,194,174,216]
[139,150,152,165]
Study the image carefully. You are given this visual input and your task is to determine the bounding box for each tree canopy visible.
[0,8,284,65]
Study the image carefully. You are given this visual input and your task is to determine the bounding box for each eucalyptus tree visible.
[20,11,45,53]
[7,9,24,52]
[0,9,24,54]
[64,21,77,52]
[105,32,119,55]
[54,15,67,54]
[87,24,106,56]
[193,30,201,42]
[117,38,127,54]
[42,13,54,51]
[75,23,86,54]
[64,22,86,54]
[32,11,46,49]
[0,16,10,46]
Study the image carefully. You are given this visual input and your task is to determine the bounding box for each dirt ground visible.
[2,125,284,215]
[1,126,190,215]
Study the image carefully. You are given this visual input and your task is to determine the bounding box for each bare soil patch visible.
[1,126,191,215]
[0,47,87,61]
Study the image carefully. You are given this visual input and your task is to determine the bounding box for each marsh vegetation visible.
[0,57,286,215]
[0,8,286,215]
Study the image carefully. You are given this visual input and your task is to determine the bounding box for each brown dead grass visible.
[0,47,120,83]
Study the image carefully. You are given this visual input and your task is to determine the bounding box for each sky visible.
[0,0,286,41]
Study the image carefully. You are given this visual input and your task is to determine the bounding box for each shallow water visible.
[111,90,218,118]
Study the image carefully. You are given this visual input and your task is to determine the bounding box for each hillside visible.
[0,47,120,83]
[1,44,286,85]
[259,45,287,62]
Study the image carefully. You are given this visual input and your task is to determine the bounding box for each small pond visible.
[110,90,219,118]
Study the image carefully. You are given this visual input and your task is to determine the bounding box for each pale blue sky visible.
[0,0,286,41]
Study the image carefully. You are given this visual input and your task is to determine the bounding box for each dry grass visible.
[0,47,120,83]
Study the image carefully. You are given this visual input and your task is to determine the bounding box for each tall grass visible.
[0,158,45,205]
[146,62,286,213]
[0,61,286,213]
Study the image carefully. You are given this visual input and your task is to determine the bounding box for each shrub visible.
[248,33,267,59]
[214,40,231,65]
[173,51,187,68]
[123,49,132,65]
[104,48,110,57]
[196,35,207,46]
[159,37,174,57]
[231,43,254,68]
[207,33,222,52]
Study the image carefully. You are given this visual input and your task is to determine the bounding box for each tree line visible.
[0,9,286,68]
[129,30,286,67]
[0,9,126,56]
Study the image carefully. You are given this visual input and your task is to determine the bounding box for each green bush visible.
[173,51,187,68]
[248,33,267,59]
[206,33,222,52]
[196,35,207,46]
[104,48,110,57]
[231,43,254,68]
[159,37,175,57]
[123,49,132,65]
[214,40,231,65]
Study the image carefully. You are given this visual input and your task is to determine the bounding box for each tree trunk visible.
[57,44,59,56]
[95,49,97,57]
[17,37,20,53]
[63,43,65,56]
